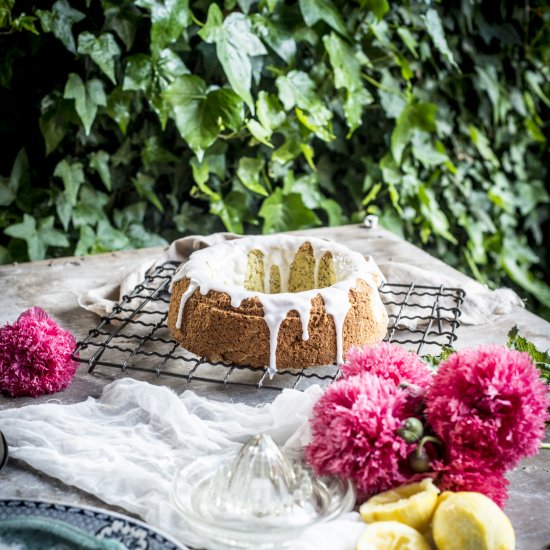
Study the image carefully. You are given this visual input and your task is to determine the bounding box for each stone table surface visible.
[0,224,549,549]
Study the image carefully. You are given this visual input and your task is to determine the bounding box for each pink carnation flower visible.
[426,345,549,471]
[342,342,433,389]
[306,372,423,500]
[433,461,509,508]
[0,307,78,397]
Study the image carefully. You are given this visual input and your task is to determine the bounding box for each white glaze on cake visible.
[169,235,386,374]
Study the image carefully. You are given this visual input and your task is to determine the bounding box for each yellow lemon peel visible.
[431,491,515,550]
[359,478,440,533]
[355,521,431,550]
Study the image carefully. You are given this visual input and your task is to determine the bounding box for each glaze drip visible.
[170,235,385,375]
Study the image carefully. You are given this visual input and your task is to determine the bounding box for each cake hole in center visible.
[244,243,337,294]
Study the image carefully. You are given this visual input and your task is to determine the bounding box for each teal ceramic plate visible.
[0,500,185,550]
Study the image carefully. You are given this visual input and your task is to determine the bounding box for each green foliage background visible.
[1,0,549,317]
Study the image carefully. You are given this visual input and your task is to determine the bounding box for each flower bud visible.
[397,417,424,443]
[410,446,431,473]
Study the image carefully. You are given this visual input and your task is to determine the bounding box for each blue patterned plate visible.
[0,499,186,550]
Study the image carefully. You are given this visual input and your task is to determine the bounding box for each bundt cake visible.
[167,235,388,373]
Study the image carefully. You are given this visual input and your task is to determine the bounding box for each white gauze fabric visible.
[0,379,365,550]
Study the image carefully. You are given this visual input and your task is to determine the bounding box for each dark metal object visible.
[72,262,465,391]
[0,431,8,471]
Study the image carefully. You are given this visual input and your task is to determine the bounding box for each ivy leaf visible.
[75,224,96,256]
[199,6,267,112]
[77,32,121,84]
[147,50,190,126]
[141,136,179,166]
[0,246,11,265]
[500,248,550,309]
[272,129,302,164]
[72,186,109,227]
[53,159,84,205]
[12,14,40,35]
[56,191,73,231]
[525,117,546,144]
[237,157,268,196]
[0,46,22,88]
[321,198,345,226]
[5,214,68,261]
[190,157,211,190]
[210,191,251,233]
[283,172,323,208]
[256,91,285,133]
[299,0,349,39]
[252,15,296,64]
[165,75,243,161]
[125,224,168,248]
[323,32,373,133]
[397,27,419,58]
[246,119,273,147]
[36,0,85,53]
[89,150,112,191]
[0,149,28,207]
[411,133,449,167]
[154,48,189,87]
[525,71,550,109]
[123,54,153,92]
[360,0,389,20]
[106,86,132,134]
[96,218,131,251]
[40,216,71,249]
[0,0,14,29]
[114,202,147,227]
[276,71,322,111]
[204,147,227,181]
[39,95,69,155]
[104,2,141,50]
[391,101,437,163]
[418,184,457,244]
[197,2,224,42]
[174,202,218,235]
[135,0,191,51]
[64,73,107,135]
[4,214,44,260]
[507,325,550,383]
[133,173,164,212]
[469,125,499,167]
[276,70,333,141]
[424,9,459,70]
[259,188,321,233]
[300,143,316,170]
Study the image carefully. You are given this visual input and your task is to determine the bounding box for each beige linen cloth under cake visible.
[78,231,523,327]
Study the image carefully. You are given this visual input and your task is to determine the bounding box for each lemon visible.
[355,521,431,550]
[359,478,440,533]
[431,491,515,550]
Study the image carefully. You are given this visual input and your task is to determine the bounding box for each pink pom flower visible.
[306,372,423,500]
[425,345,549,471]
[342,342,433,389]
[0,307,78,397]
[433,461,510,508]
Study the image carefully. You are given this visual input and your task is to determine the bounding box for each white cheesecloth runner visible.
[1,231,524,549]
[0,379,365,550]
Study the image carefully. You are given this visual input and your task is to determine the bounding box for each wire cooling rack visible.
[73,262,465,391]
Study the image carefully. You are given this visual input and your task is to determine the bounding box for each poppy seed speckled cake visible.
[167,235,388,373]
